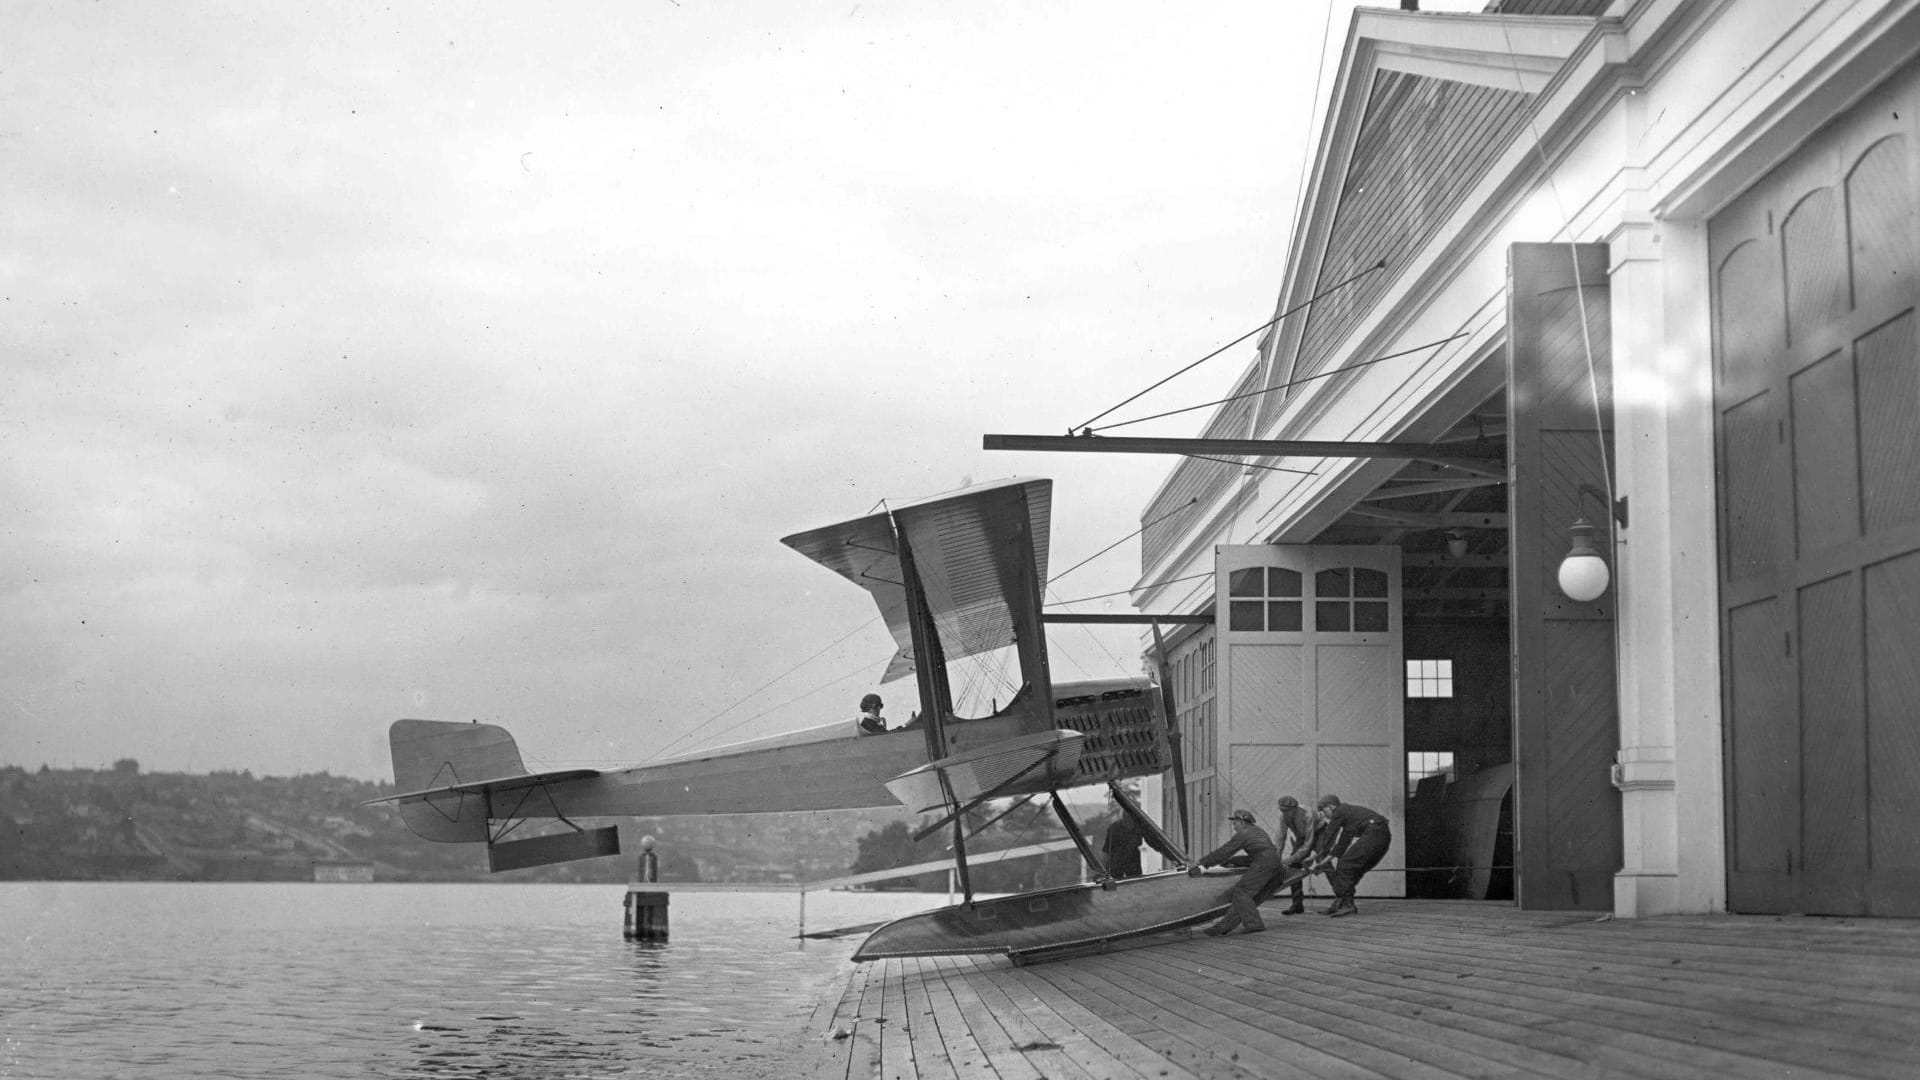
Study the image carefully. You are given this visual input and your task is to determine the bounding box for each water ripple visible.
[2,882,939,1079]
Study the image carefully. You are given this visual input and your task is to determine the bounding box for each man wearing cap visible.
[1311,794,1392,917]
[1270,795,1318,916]
[1189,809,1287,935]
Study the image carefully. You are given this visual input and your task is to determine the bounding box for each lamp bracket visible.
[1577,484,1629,529]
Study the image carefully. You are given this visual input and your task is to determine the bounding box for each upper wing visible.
[780,477,1053,690]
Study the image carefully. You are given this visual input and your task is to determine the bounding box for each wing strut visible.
[1150,621,1192,852]
[1108,779,1189,868]
[964,793,1039,841]
[1049,791,1108,881]
[893,515,953,761]
[910,744,1070,842]
[942,769,974,904]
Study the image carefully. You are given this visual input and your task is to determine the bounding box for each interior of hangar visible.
[1110,0,1920,919]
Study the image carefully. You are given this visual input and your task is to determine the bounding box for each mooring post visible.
[623,835,668,941]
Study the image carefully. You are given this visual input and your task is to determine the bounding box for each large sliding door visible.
[1508,241,1621,911]
[1214,544,1404,896]
[1709,62,1920,916]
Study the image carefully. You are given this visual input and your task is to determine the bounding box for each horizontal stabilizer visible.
[488,825,621,873]
[365,767,602,805]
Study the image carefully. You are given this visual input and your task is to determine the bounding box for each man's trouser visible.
[1214,853,1289,931]
[1327,828,1391,900]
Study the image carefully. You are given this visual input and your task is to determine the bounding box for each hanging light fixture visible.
[1557,484,1628,602]
[1446,530,1469,560]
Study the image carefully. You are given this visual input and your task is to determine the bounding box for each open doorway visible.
[1403,619,1513,899]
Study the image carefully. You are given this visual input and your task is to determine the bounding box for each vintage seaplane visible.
[373,477,1291,961]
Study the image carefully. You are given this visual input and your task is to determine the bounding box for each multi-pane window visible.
[1407,751,1455,797]
[1406,658,1454,698]
[1227,567,1303,631]
[1315,566,1390,632]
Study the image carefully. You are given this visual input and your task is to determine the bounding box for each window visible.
[1315,566,1389,632]
[1406,658,1453,698]
[1227,567,1303,631]
[1407,751,1455,798]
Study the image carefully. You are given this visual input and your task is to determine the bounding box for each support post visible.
[624,835,669,941]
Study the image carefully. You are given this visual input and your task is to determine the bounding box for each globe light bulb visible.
[1557,518,1610,602]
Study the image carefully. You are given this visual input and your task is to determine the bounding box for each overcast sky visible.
[3,1,1481,782]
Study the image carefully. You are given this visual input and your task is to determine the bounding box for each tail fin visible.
[373,719,614,867]
[389,718,531,795]
[381,719,528,842]
[377,719,597,843]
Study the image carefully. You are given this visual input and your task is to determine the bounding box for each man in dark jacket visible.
[1313,794,1391,917]
[1100,786,1175,878]
[1191,809,1287,935]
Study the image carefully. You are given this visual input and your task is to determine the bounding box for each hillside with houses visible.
[0,760,1100,888]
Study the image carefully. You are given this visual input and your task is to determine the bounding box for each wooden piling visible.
[623,836,667,941]
[623,887,669,941]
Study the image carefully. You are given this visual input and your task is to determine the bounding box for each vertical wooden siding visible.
[1285,72,1528,397]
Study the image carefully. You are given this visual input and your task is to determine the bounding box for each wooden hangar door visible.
[1708,63,1920,917]
[1214,544,1405,897]
[1508,241,1621,912]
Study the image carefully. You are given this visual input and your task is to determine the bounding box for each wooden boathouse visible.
[1005,0,1920,922]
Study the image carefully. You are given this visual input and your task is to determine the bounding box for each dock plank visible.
[933,954,1047,1080]
[800,901,1920,1080]
[899,957,964,1080]
[998,961,1202,1080]
[877,955,920,1080]
[917,956,997,1079]
[1293,911,1920,1076]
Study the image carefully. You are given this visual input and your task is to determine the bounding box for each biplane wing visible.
[780,476,1053,704]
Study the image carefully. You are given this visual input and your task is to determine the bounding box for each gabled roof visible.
[1140,5,1595,576]
[1256,6,1595,432]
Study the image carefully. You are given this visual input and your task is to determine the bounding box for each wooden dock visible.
[795,899,1920,1079]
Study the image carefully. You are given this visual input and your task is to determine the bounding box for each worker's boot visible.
[1281,900,1305,915]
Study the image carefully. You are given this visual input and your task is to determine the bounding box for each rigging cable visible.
[1047,497,1199,585]
[1047,570,1216,609]
[642,616,887,764]
[1090,330,1470,433]
[1071,258,1388,434]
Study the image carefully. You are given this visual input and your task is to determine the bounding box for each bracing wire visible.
[642,617,886,763]
[1048,570,1217,608]
[1047,497,1199,585]
[1091,331,1469,433]
[1072,259,1388,434]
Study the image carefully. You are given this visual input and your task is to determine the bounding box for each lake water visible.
[1,882,947,1079]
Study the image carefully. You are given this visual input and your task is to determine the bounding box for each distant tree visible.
[113,759,139,775]
[849,820,945,889]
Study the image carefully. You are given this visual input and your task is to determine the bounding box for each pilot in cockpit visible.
[856,693,888,735]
